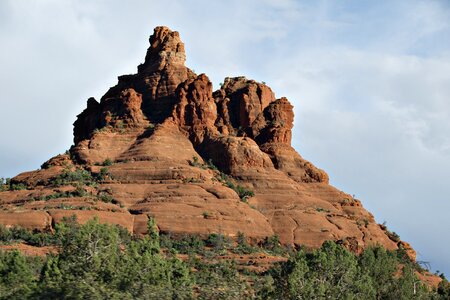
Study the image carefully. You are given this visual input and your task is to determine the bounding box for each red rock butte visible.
[0,26,415,258]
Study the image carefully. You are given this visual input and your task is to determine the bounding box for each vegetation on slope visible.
[0,218,449,299]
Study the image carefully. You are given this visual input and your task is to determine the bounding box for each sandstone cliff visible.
[0,26,414,258]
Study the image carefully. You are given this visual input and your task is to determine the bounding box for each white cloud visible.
[273,47,450,274]
[0,0,449,276]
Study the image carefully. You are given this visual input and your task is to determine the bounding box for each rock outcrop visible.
[0,26,413,258]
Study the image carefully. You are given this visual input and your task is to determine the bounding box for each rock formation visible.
[0,26,415,258]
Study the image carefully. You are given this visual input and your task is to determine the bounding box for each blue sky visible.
[1,0,449,276]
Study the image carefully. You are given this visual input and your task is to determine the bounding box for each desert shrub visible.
[262,235,286,256]
[188,156,201,167]
[205,159,218,171]
[53,168,95,187]
[102,158,113,166]
[219,174,255,201]
[161,234,205,255]
[189,156,219,171]
[97,167,110,181]
[234,232,257,254]
[0,178,27,191]
[193,260,247,299]
[98,191,114,203]
[41,185,88,201]
[206,233,232,254]
[51,167,111,188]
[0,178,9,192]
[0,226,13,244]
[234,185,255,201]
[380,222,401,243]
[386,230,401,243]
[437,279,450,299]
[0,226,57,247]
[315,207,330,213]
[9,183,28,191]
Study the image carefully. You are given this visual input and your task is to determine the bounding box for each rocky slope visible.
[0,26,415,258]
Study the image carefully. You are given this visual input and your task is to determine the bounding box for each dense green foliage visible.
[0,178,27,191]
[269,241,438,299]
[1,218,191,299]
[52,168,96,187]
[0,218,448,299]
[0,226,57,247]
[102,158,113,166]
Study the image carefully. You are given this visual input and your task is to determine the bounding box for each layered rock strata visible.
[0,26,414,257]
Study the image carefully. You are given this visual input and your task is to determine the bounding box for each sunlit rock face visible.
[1,26,412,260]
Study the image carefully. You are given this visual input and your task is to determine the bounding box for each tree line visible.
[0,217,449,299]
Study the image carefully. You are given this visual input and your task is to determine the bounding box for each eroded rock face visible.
[172,73,218,144]
[140,25,187,72]
[260,143,329,183]
[213,77,276,135]
[73,26,194,143]
[200,136,275,175]
[0,26,415,259]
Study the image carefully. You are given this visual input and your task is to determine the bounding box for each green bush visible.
[234,232,257,254]
[218,172,255,201]
[0,250,42,299]
[270,242,433,300]
[160,234,205,255]
[262,235,286,256]
[102,158,113,166]
[188,156,201,167]
[9,183,28,191]
[53,168,95,187]
[97,191,114,203]
[96,167,110,182]
[189,156,219,171]
[33,218,192,299]
[50,167,112,188]
[0,178,9,192]
[193,260,247,299]
[0,178,26,191]
[40,185,88,201]
[0,226,57,247]
[206,233,232,253]
[0,220,445,299]
[205,159,218,171]
[437,279,450,299]
[234,185,255,201]
[387,230,401,242]
[271,241,375,299]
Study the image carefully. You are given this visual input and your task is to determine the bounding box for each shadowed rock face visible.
[0,26,415,258]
